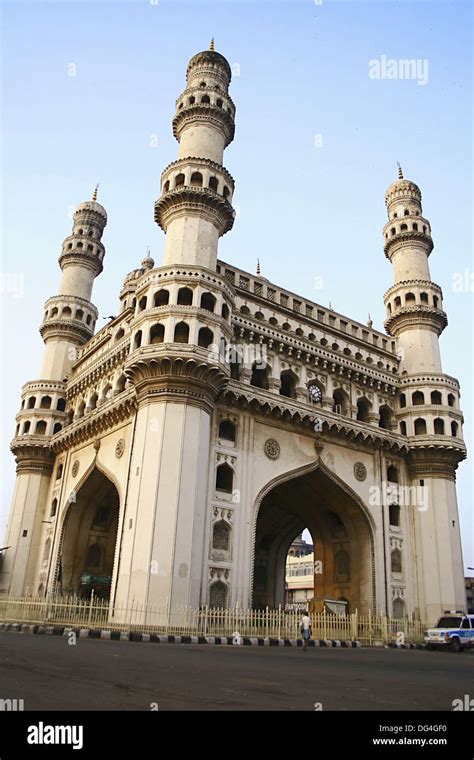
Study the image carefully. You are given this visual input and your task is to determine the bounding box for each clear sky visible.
[1,0,472,570]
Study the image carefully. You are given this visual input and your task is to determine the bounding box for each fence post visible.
[88,589,95,626]
[278,604,281,640]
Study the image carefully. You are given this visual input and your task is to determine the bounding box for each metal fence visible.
[0,594,429,645]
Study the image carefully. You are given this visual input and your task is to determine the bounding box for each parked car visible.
[424,612,474,652]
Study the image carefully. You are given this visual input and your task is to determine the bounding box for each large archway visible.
[252,464,375,614]
[59,468,120,599]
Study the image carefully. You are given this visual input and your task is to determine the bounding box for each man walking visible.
[300,610,312,651]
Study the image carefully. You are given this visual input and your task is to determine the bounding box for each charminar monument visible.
[0,42,467,622]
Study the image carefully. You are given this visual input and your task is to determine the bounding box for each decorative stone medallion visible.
[264,438,280,460]
[71,460,79,478]
[354,462,367,481]
[115,438,125,459]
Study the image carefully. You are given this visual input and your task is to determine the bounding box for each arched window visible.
[75,309,84,320]
[447,393,455,407]
[400,224,408,231]
[138,296,147,312]
[391,227,396,235]
[400,421,407,436]
[40,395,52,409]
[50,498,58,518]
[133,330,143,350]
[412,223,418,231]
[51,307,59,317]
[250,362,269,390]
[387,465,399,483]
[279,370,297,399]
[431,390,442,405]
[404,209,409,216]
[209,176,218,192]
[53,423,62,434]
[150,323,165,344]
[200,292,216,312]
[198,327,213,348]
[23,420,31,434]
[335,550,350,581]
[420,292,428,303]
[391,549,402,574]
[389,503,401,527]
[433,295,439,308]
[356,397,370,422]
[414,418,427,435]
[216,463,234,493]
[223,186,230,199]
[115,328,125,342]
[379,405,392,430]
[332,388,348,416]
[62,306,72,317]
[212,521,230,551]
[56,463,63,480]
[219,420,236,442]
[434,418,445,435]
[412,391,424,406]
[221,303,230,320]
[209,580,228,609]
[86,314,92,325]
[216,98,223,108]
[175,173,185,188]
[200,94,210,104]
[405,292,415,304]
[177,287,193,306]
[89,392,98,410]
[451,421,459,437]
[399,393,406,408]
[190,171,203,187]
[163,180,170,192]
[188,96,195,105]
[393,598,405,619]
[174,322,189,343]
[35,420,47,435]
[394,296,401,308]
[115,374,126,393]
[27,396,36,409]
[154,289,169,307]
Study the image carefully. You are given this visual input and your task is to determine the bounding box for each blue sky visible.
[1,0,472,570]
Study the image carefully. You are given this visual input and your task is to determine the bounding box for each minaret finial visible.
[209,37,215,51]
[92,183,99,201]
[367,313,373,328]
[256,258,261,276]
[397,162,403,180]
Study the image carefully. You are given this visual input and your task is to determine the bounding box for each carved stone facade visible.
[0,44,467,623]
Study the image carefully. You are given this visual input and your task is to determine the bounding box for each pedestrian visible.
[300,610,312,651]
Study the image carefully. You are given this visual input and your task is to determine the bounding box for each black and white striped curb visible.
[386,642,427,650]
[0,622,361,648]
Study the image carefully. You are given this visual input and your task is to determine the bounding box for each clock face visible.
[309,384,322,403]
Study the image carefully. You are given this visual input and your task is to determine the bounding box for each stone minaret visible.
[383,168,466,619]
[1,190,107,595]
[119,43,236,614]
[155,38,235,269]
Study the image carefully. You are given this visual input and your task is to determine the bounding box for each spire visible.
[209,37,215,51]
[397,162,403,180]
[367,313,373,328]
[256,258,261,276]
[92,183,99,201]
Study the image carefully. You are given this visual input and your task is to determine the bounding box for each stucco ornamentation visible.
[115,438,125,458]
[264,438,280,460]
[354,462,367,481]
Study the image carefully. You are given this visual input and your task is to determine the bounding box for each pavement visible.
[0,630,472,711]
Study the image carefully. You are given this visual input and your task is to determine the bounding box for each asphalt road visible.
[0,632,472,711]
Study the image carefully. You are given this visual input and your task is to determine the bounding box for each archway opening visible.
[59,468,119,600]
[252,466,374,614]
